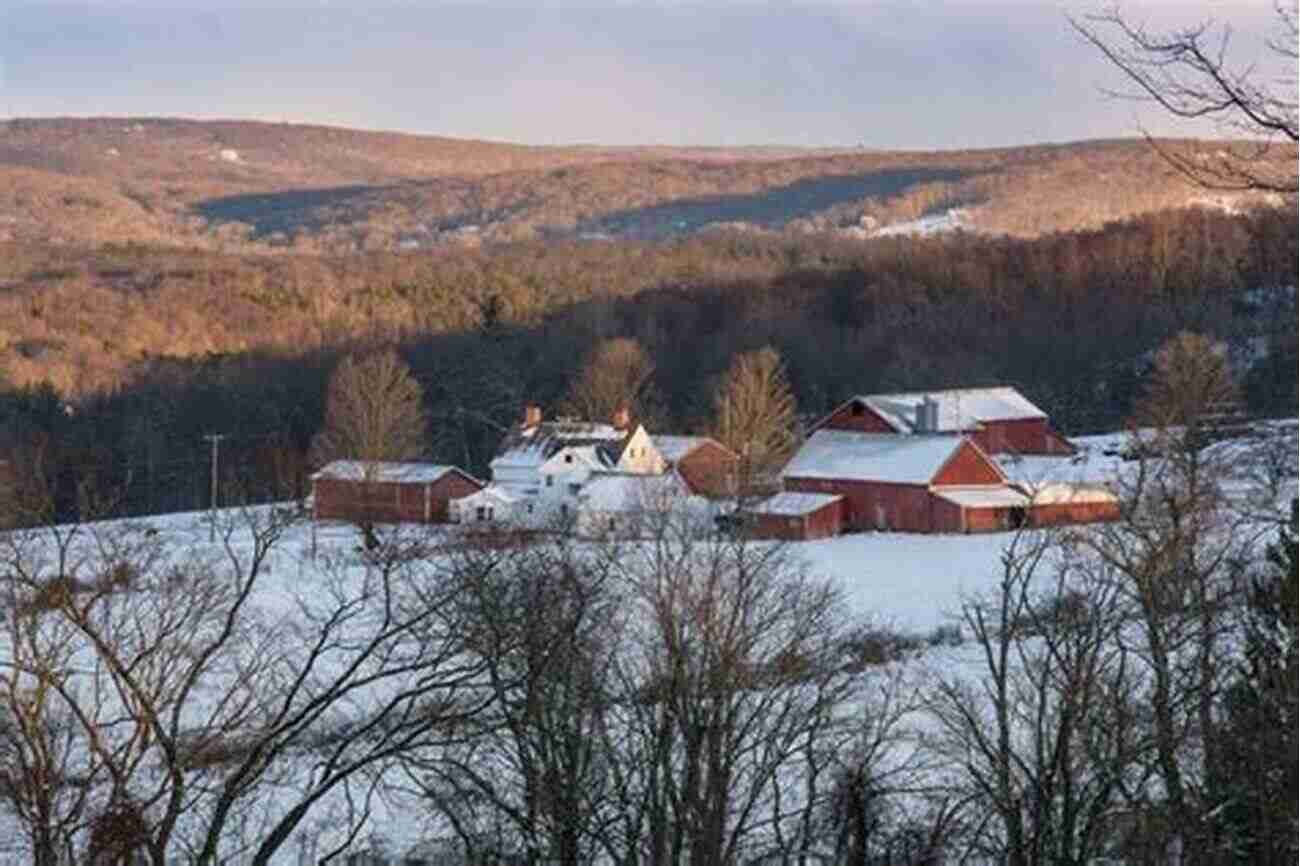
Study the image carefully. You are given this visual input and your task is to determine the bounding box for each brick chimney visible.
[523,404,543,429]
[611,405,631,431]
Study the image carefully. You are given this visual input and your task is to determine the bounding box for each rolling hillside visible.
[1,117,1291,250]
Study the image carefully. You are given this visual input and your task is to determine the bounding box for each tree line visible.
[0,204,1295,522]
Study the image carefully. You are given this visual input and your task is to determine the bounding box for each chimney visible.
[523,404,542,429]
[611,405,631,431]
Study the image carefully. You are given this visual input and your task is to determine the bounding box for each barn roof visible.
[783,431,976,485]
[751,491,843,516]
[851,387,1046,434]
[652,435,728,464]
[491,421,633,471]
[312,460,473,484]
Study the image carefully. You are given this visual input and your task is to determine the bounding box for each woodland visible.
[0,200,1295,521]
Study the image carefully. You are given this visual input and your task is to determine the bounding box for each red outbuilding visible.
[812,387,1075,456]
[652,435,740,497]
[745,491,846,541]
[312,461,484,525]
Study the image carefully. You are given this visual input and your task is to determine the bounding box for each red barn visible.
[652,435,740,497]
[782,431,1031,533]
[812,387,1074,456]
[312,461,484,525]
[745,492,845,541]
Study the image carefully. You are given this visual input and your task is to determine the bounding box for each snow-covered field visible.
[1,423,1292,863]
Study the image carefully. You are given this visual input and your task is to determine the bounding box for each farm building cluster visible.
[311,386,1120,540]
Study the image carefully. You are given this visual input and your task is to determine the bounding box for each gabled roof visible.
[751,491,843,516]
[844,387,1047,434]
[652,435,732,464]
[312,460,474,484]
[783,431,996,485]
[492,421,634,471]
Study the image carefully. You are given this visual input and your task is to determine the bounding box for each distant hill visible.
[0,117,1291,250]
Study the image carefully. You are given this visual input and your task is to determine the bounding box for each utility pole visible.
[204,433,225,542]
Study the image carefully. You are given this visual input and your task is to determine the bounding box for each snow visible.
[579,472,688,513]
[311,460,471,484]
[491,421,626,471]
[790,530,1022,632]
[933,487,1031,508]
[783,430,969,484]
[870,207,969,238]
[752,491,843,516]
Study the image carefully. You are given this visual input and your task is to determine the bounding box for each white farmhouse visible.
[488,405,666,524]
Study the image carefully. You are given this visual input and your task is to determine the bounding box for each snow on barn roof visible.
[996,453,1109,488]
[783,431,976,485]
[855,386,1046,434]
[752,491,843,516]
[492,420,631,471]
[653,435,723,463]
[579,472,688,513]
[311,460,470,484]
[932,487,1031,509]
[1025,483,1119,505]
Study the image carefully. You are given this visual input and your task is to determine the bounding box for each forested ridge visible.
[1,202,1294,520]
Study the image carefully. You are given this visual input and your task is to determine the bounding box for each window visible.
[569,483,581,495]
[546,476,553,487]
[851,402,864,417]
[564,454,573,464]
[560,504,569,518]
[476,506,487,522]
[527,503,535,514]
[609,517,617,531]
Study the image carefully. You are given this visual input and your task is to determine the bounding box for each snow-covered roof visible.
[752,491,843,516]
[783,431,974,485]
[996,453,1108,487]
[854,387,1046,434]
[932,487,1031,509]
[311,460,469,484]
[455,484,523,506]
[653,435,727,463]
[1025,483,1118,505]
[579,472,686,513]
[492,421,631,471]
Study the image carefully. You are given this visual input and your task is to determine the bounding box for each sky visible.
[0,0,1286,148]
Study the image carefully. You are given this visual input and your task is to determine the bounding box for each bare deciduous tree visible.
[561,337,659,424]
[311,348,430,474]
[1071,2,1299,193]
[929,533,1142,866]
[611,522,862,866]
[711,346,798,493]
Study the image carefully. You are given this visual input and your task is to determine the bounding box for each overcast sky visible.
[1,1,1285,148]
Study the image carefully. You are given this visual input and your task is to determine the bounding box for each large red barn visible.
[812,387,1074,456]
[312,461,484,525]
[782,431,1033,533]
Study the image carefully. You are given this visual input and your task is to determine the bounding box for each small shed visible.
[449,484,525,526]
[1024,483,1121,526]
[746,492,845,541]
[312,461,484,525]
[930,486,1032,533]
